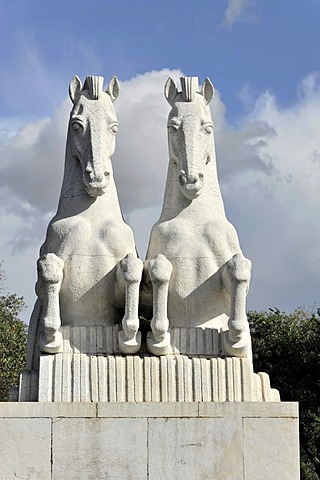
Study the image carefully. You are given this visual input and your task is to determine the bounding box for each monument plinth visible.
[1,75,299,479]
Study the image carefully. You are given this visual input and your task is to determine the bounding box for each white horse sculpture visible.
[35,75,142,354]
[143,76,252,359]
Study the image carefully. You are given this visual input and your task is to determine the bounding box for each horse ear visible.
[201,77,215,105]
[106,76,120,102]
[69,76,83,104]
[164,77,178,106]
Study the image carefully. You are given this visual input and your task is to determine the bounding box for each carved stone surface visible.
[18,75,280,408]
[19,352,279,403]
[142,77,252,360]
[25,75,142,371]
[23,324,256,357]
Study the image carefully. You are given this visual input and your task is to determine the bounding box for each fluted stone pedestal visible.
[20,353,279,403]
[19,325,279,403]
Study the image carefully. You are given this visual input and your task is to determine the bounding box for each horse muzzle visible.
[83,171,110,197]
[179,171,204,199]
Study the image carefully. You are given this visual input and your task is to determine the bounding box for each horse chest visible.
[46,216,134,259]
[149,219,237,327]
[150,218,240,295]
[151,219,235,263]
[44,216,136,325]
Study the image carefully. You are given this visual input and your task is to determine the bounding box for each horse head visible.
[68,75,120,197]
[164,76,215,200]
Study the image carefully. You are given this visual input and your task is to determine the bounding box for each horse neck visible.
[56,140,123,219]
[159,147,226,222]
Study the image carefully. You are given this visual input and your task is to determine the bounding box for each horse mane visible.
[180,77,199,102]
[83,75,104,100]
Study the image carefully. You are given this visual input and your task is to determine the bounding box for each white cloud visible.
[1,70,320,322]
[0,101,68,213]
[217,73,320,311]
[113,69,183,213]
[224,0,257,29]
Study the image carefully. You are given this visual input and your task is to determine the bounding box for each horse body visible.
[35,75,142,353]
[144,77,252,357]
[42,195,136,326]
[148,214,240,328]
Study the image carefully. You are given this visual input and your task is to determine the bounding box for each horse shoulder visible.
[98,220,136,258]
[147,220,185,258]
[203,219,242,259]
[41,215,89,256]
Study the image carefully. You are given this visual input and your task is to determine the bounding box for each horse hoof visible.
[146,331,172,356]
[221,329,251,359]
[40,331,63,354]
[118,330,141,354]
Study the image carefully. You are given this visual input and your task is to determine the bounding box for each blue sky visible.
[1,0,320,321]
[2,1,320,119]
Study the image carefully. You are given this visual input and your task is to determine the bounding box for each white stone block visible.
[0,401,96,417]
[0,418,51,479]
[148,417,243,480]
[97,401,199,418]
[0,402,300,479]
[198,401,298,418]
[52,418,148,480]
[243,417,300,479]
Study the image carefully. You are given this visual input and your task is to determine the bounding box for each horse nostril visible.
[179,171,187,185]
[188,173,199,184]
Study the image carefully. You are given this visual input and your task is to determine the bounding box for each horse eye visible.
[111,124,118,134]
[72,122,82,132]
[204,125,213,134]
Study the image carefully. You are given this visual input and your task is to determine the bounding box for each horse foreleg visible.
[36,253,64,354]
[117,253,143,354]
[221,253,252,361]
[146,254,173,355]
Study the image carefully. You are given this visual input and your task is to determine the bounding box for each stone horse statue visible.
[30,75,143,357]
[143,76,252,359]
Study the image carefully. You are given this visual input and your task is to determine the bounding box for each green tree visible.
[0,265,27,402]
[248,307,320,480]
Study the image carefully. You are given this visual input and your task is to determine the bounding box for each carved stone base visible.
[118,330,141,354]
[19,325,273,402]
[19,353,279,403]
[40,331,64,354]
[35,324,250,356]
[146,331,172,355]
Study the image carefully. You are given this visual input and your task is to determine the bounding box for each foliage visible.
[0,264,28,402]
[248,307,320,480]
